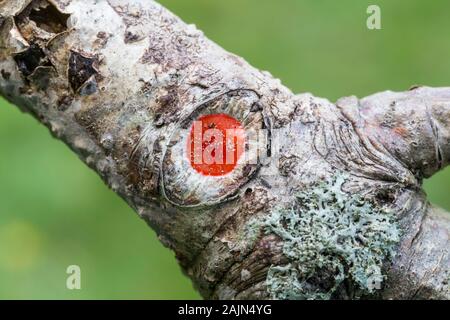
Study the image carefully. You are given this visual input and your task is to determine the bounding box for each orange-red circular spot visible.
[187,114,245,176]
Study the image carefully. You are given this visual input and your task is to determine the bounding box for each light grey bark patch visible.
[140,31,201,72]
[1,0,449,300]
[68,50,99,94]
[73,93,160,201]
[334,96,419,190]
[357,87,450,179]
[106,0,146,44]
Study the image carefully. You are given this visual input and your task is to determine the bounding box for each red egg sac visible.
[187,113,245,176]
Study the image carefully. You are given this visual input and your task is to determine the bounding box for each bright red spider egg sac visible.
[187,114,245,176]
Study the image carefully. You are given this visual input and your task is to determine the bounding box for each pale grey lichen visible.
[263,174,401,300]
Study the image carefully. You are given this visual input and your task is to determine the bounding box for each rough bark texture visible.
[0,0,448,299]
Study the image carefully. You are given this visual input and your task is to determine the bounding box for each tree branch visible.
[0,0,448,299]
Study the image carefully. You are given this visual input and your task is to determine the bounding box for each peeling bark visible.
[0,0,448,299]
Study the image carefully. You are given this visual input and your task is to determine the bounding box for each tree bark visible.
[0,0,448,299]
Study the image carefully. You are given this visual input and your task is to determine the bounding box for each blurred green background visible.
[0,0,449,299]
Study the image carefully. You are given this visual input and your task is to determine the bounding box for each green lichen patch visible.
[263,174,400,300]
